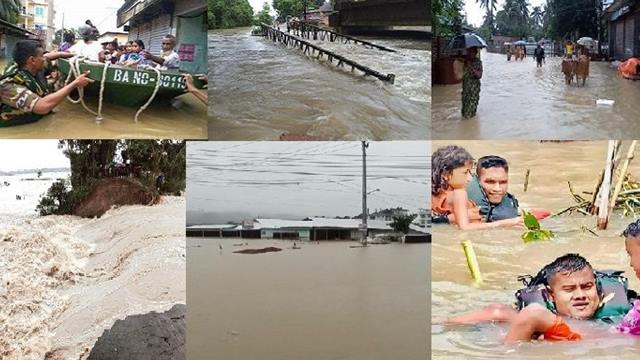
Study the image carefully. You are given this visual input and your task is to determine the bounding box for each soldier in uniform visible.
[0,40,92,127]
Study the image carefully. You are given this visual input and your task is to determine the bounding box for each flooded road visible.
[0,59,207,139]
[432,141,640,359]
[432,52,640,139]
[187,238,429,359]
[209,28,430,140]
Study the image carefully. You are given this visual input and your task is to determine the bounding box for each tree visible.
[531,6,544,29]
[545,0,599,40]
[254,2,273,26]
[0,0,20,24]
[208,0,254,29]
[272,0,305,19]
[433,0,465,38]
[477,0,497,34]
[389,214,418,234]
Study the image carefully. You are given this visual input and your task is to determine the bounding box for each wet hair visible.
[431,145,474,195]
[476,155,509,175]
[63,32,75,43]
[13,40,43,67]
[133,39,145,49]
[539,254,593,285]
[623,219,640,239]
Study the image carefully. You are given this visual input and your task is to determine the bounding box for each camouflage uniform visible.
[0,60,53,127]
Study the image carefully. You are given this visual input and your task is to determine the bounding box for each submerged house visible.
[117,0,207,73]
[606,0,640,60]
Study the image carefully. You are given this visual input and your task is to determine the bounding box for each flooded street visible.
[432,141,640,359]
[187,238,429,359]
[432,52,640,139]
[209,28,430,140]
[0,59,207,139]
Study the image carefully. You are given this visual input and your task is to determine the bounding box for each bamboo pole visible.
[596,140,619,229]
[608,140,637,216]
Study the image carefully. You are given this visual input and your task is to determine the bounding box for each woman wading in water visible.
[461,47,483,119]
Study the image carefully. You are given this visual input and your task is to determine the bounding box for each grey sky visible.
[464,0,546,27]
[187,141,430,225]
[0,140,68,172]
[54,0,124,33]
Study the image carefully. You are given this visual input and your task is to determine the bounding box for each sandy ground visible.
[0,196,186,359]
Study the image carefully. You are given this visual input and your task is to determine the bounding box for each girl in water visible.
[431,145,522,230]
[618,220,640,335]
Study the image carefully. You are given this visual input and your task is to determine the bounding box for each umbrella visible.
[514,40,527,45]
[448,32,488,50]
[577,37,595,46]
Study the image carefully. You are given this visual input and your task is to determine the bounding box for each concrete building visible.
[0,19,37,59]
[18,0,55,49]
[606,0,640,60]
[98,31,129,47]
[117,0,207,73]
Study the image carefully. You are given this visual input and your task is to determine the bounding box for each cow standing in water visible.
[574,54,590,87]
[561,59,576,85]
[562,49,590,87]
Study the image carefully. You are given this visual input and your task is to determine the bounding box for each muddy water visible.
[0,59,207,139]
[432,52,640,139]
[209,28,430,140]
[187,238,429,359]
[432,141,640,359]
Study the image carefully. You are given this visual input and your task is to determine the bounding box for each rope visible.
[133,66,162,123]
[96,61,109,122]
[64,57,98,117]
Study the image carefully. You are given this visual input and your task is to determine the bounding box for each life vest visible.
[467,175,519,222]
[515,269,634,322]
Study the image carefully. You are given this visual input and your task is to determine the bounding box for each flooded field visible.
[187,238,429,359]
[209,28,430,140]
[0,59,207,139]
[432,52,640,139]
[432,141,640,359]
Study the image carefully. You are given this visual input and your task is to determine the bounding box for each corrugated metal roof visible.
[186,224,240,230]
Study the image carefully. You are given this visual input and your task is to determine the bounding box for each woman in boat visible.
[121,40,151,68]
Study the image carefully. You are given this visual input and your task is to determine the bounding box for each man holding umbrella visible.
[449,33,487,119]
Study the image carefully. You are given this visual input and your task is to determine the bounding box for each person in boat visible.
[446,253,637,342]
[100,39,120,65]
[431,145,522,230]
[68,24,103,61]
[184,74,207,105]
[142,35,181,71]
[0,40,91,127]
[120,40,152,68]
[58,32,75,52]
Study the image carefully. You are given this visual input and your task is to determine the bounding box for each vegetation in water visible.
[389,214,418,234]
[521,211,554,243]
[37,140,186,216]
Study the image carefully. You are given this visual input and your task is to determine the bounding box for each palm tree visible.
[531,6,544,29]
[476,0,497,32]
[0,0,21,24]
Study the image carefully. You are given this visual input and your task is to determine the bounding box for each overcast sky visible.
[54,0,123,33]
[0,141,68,172]
[464,0,546,27]
[187,141,430,225]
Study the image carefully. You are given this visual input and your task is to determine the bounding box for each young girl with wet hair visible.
[618,220,640,335]
[431,145,521,230]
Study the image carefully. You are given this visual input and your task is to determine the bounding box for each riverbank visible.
[0,196,185,358]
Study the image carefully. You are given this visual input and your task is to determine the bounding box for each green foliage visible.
[495,0,531,38]
[433,0,465,38]
[521,211,554,243]
[254,2,273,26]
[0,0,21,24]
[37,141,186,216]
[272,0,304,19]
[389,214,418,234]
[544,0,599,40]
[208,0,254,29]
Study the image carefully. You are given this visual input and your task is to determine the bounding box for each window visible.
[35,6,44,17]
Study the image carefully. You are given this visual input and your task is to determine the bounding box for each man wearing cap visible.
[68,24,103,61]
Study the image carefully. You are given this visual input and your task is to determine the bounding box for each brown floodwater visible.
[432,141,640,359]
[432,51,640,139]
[0,59,207,139]
[209,28,430,140]
[187,238,429,359]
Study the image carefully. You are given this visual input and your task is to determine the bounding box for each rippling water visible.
[432,52,640,139]
[432,141,640,358]
[188,238,429,359]
[209,28,430,140]
[0,59,207,139]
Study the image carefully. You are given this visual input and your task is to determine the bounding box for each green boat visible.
[57,58,207,107]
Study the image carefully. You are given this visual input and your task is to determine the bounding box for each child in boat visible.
[118,41,134,65]
[445,254,605,342]
[120,40,151,67]
[431,145,521,230]
[618,220,640,334]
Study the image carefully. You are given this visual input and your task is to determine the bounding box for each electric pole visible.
[361,140,369,245]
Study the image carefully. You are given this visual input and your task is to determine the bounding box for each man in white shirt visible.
[143,35,181,71]
[67,24,103,62]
